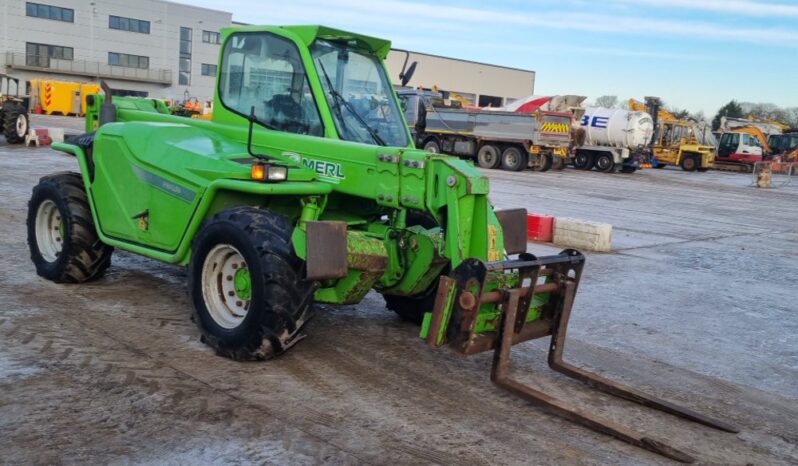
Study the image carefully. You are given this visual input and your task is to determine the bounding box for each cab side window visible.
[219,32,323,136]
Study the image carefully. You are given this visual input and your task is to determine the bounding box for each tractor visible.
[27,25,735,462]
[0,73,30,144]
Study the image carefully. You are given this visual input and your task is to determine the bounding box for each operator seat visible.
[265,94,306,133]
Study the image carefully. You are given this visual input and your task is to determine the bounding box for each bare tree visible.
[593,95,618,108]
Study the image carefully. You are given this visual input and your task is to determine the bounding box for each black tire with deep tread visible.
[3,103,28,144]
[384,283,438,325]
[188,207,314,360]
[27,172,113,283]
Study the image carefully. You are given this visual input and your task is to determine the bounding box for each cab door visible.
[717,133,739,161]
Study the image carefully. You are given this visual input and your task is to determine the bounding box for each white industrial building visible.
[0,0,231,99]
[0,0,534,103]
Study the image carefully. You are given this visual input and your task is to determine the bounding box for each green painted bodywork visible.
[58,24,548,343]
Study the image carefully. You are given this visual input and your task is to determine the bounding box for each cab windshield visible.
[311,40,409,147]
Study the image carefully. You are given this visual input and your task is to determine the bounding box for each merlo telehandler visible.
[27,25,736,462]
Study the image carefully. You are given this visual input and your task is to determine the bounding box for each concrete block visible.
[47,127,65,143]
[553,217,612,252]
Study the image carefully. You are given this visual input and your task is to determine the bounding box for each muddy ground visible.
[1,117,796,465]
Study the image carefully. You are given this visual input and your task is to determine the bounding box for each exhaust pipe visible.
[99,80,116,126]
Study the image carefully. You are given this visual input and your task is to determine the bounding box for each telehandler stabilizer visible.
[27,24,737,462]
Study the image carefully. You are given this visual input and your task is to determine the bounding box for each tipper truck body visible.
[399,89,572,172]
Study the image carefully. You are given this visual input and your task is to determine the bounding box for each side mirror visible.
[400,61,417,87]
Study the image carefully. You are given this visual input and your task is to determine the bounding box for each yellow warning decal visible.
[487,224,502,261]
[540,122,570,133]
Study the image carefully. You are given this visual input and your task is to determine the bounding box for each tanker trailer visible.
[573,107,654,173]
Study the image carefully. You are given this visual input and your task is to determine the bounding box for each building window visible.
[26,42,73,67]
[108,52,149,69]
[179,27,192,85]
[202,30,221,44]
[201,63,217,76]
[109,15,150,34]
[25,2,74,22]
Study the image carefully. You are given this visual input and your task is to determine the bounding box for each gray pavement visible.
[1,118,796,465]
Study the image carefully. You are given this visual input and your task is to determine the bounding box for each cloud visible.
[267,0,798,47]
[615,0,798,18]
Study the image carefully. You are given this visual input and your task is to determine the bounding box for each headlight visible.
[251,163,288,182]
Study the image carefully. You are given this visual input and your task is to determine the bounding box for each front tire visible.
[27,172,113,283]
[188,207,314,360]
[384,284,438,325]
[681,155,697,172]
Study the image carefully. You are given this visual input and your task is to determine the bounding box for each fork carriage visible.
[425,249,738,463]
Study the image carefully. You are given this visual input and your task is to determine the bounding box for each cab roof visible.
[220,25,392,59]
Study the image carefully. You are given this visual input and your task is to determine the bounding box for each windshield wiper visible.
[317,60,386,146]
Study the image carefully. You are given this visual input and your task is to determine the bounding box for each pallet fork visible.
[428,250,738,463]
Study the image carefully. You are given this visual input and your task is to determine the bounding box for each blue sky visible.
[185,0,798,117]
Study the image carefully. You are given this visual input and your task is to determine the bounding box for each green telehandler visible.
[26,25,735,462]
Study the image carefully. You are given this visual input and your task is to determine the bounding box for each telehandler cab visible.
[27,25,736,462]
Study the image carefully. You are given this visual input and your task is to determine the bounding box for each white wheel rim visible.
[35,199,63,262]
[425,143,438,153]
[201,244,251,329]
[16,115,27,137]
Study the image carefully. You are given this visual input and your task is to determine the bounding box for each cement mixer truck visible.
[573,107,654,173]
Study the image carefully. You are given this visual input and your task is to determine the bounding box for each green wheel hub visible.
[234,267,251,300]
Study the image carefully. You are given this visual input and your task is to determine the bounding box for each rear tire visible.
[27,172,113,283]
[552,156,565,170]
[573,152,593,170]
[621,166,637,173]
[423,139,441,154]
[681,155,697,172]
[188,207,315,360]
[477,144,501,169]
[538,154,554,172]
[3,103,29,144]
[595,153,614,172]
[500,146,527,171]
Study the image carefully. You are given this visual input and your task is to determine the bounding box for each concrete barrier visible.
[553,217,612,252]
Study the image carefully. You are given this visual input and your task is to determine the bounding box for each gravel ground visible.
[1,117,796,465]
